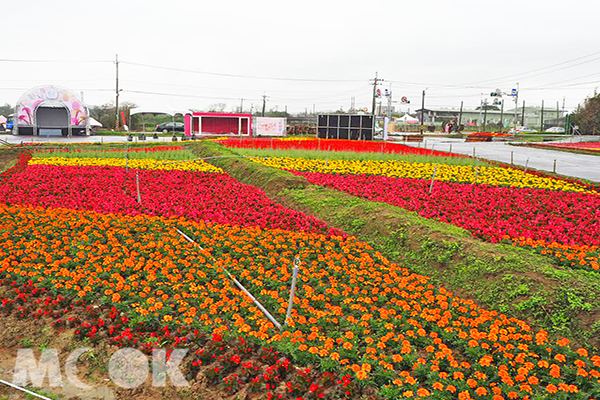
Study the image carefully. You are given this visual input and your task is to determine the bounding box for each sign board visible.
[511,88,517,96]
[255,117,286,136]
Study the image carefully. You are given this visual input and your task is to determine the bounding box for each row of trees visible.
[2,96,598,134]
[572,92,600,135]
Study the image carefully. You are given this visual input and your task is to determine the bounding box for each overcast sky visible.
[1,0,598,114]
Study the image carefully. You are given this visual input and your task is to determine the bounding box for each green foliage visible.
[572,91,600,135]
[34,148,195,161]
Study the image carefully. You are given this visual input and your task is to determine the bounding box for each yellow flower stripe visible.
[30,156,223,173]
[250,157,594,193]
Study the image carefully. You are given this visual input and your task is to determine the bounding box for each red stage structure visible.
[185,112,252,136]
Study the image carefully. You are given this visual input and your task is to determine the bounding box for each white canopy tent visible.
[89,117,102,128]
[398,114,420,123]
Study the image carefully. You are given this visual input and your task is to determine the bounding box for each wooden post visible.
[553,159,557,173]
[510,151,513,165]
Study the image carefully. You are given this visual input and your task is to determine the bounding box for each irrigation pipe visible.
[0,379,53,400]
[176,228,283,331]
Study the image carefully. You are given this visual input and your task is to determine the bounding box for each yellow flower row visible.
[250,157,594,193]
[29,156,223,173]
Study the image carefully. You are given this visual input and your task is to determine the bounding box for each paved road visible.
[401,136,600,182]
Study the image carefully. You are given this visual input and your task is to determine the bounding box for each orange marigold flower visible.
[458,391,472,400]
[546,384,558,394]
[475,387,488,396]
[577,348,589,358]
[355,370,367,380]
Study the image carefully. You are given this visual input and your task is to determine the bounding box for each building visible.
[413,106,566,129]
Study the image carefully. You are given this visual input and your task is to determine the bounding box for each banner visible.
[255,117,286,136]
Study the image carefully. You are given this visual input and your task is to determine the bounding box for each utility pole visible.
[521,100,525,126]
[313,104,315,115]
[499,99,504,133]
[483,101,488,132]
[479,93,483,129]
[370,72,384,116]
[420,89,426,134]
[240,98,244,113]
[285,105,287,115]
[115,54,120,131]
[386,84,393,118]
[540,100,544,131]
[458,101,463,132]
[556,101,560,120]
[261,94,268,117]
[513,83,519,130]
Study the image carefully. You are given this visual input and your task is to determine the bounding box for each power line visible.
[120,60,365,83]
[122,89,261,101]
[0,59,112,63]
[459,50,600,86]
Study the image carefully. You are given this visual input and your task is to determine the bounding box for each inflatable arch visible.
[14,85,90,136]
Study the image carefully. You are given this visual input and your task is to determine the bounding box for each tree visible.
[572,91,600,135]
[207,103,226,112]
[0,103,14,116]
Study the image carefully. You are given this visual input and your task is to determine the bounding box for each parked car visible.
[509,126,537,134]
[545,127,565,133]
[156,122,184,133]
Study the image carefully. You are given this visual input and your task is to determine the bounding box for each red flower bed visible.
[545,142,600,151]
[0,164,342,237]
[36,145,185,154]
[467,132,512,137]
[292,171,600,247]
[220,137,461,157]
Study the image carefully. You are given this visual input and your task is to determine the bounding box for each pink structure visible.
[185,112,252,136]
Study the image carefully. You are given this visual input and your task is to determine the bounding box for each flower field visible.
[0,144,599,399]
[220,137,461,158]
[240,155,600,273]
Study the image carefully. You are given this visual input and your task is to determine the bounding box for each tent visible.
[0,115,6,124]
[89,117,102,128]
[398,114,419,124]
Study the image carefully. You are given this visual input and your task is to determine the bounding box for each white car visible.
[509,126,537,134]
[545,127,565,133]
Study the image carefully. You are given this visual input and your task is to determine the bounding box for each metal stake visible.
[284,257,301,326]
[136,170,141,204]
[428,165,438,194]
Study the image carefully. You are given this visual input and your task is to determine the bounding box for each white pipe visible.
[176,229,283,330]
[0,379,54,400]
